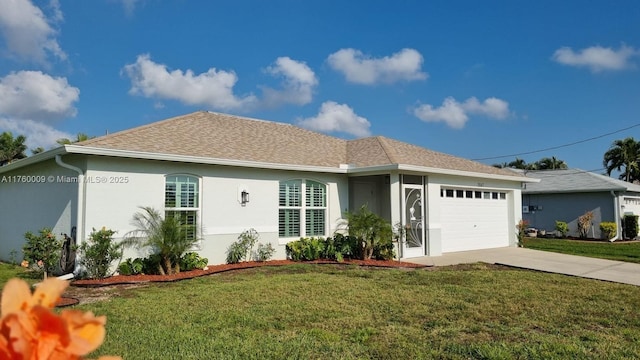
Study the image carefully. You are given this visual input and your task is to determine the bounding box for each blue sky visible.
[1,0,639,172]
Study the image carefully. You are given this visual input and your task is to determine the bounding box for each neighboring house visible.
[522,169,640,240]
[0,111,533,265]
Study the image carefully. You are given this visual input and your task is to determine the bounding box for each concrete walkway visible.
[403,247,640,286]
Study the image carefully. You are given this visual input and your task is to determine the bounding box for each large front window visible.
[279,180,327,238]
[165,175,200,241]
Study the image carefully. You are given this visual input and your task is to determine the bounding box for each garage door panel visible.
[440,198,509,253]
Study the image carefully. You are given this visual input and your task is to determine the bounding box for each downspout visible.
[610,191,620,242]
[55,154,85,251]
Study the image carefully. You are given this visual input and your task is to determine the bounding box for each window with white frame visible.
[165,175,200,241]
[279,179,327,238]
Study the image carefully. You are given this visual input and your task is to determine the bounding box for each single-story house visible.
[522,169,640,240]
[0,111,533,265]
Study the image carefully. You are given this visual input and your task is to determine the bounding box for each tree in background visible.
[603,137,640,183]
[56,132,94,145]
[534,156,568,170]
[493,156,568,171]
[0,132,27,166]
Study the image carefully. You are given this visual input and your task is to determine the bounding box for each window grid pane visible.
[165,210,197,241]
[306,180,326,207]
[279,209,300,237]
[306,209,325,236]
[279,180,301,207]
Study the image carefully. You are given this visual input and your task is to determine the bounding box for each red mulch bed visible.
[55,297,80,308]
[72,259,428,287]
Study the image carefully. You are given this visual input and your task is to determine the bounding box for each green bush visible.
[254,243,275,262]
[286,237,326,261]
[226,229,260,264]
[22,227,61,278]
[373,237,395,260]
[78,227,123,279]
[180,252,208,271]
[599,222,617,239]
[624,215,639,239]
[555,221,569,238]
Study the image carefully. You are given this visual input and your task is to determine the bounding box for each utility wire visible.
[472,122,640,161]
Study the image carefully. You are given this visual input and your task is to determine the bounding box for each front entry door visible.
[402,184,425,258]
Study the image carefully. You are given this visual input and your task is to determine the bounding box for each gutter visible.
[55,154,85,250]
[610,190,621,242]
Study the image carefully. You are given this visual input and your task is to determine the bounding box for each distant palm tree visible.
[507,158,528,169]
[122,207,200,275]
[56,133,93,146]
[0,132,27,166]
[31,147,45,155]
[603,137,640,183]
[535,156,568,170]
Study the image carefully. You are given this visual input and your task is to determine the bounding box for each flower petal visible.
[60,310,106,355]
[32,278,68,309]
[1,279,32,318]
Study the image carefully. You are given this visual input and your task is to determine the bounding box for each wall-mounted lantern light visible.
[241,190,250,206]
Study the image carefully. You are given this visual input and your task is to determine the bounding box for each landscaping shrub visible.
[226,228,259,264]
[22,227,61,279]
[180,252,208,270]
[555,221,569,238]
[577,211,594,239]
[285,237,325,261]
[78,227,123,279]
[624,215,639,239]
[117,258,139,276]
[341,205,393,260]
[599,222,617,240]
[254,243,275,262]
[372,237,395,260]
[516,219,529,247]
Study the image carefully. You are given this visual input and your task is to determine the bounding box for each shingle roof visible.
[522,169,640,193]
[77,111,523,178]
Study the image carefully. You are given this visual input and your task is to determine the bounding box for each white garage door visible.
[440,189,510,253]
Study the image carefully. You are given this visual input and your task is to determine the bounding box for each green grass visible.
[525,237,640,263]
[67,264,640,359]
[0,262,38,287]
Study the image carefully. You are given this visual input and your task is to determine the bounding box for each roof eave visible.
[346,163,538,182]
[66,145,348,174]
[0,146,67,174]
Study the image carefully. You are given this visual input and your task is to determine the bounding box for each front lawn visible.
[524,237,640,263]
[72,264,640,359]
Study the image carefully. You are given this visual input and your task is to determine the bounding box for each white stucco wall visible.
[82,157,349,265]
[0,157,81,262]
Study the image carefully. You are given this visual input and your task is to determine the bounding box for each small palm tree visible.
[342,205,393,260]
[123,207,199,275]
[603,137,640,183]
[0,132,27,166]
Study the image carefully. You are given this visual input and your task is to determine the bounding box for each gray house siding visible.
[523,192,615,239]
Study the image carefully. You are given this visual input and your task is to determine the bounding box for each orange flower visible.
[0,278,120,360]
[20,261,28,268]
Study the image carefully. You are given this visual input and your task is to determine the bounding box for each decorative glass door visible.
[402,184,425,258]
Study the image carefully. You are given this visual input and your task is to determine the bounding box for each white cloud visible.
[123,54,258,111]
[0,117,72,150]
[0,0,66,64]
[261,57,318,107]
[0,71,79,120]
[413,96,510,129]
[327,48,427,84]
[552,45,639,72]
[119,0,141,17]
[297,101,371,137]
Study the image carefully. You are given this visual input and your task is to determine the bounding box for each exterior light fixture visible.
[241,190,250,206]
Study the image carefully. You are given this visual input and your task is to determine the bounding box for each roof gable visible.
[79,111,347,168]
[72,111,525,179]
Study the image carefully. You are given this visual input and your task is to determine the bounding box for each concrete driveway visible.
[404,247,640,286]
